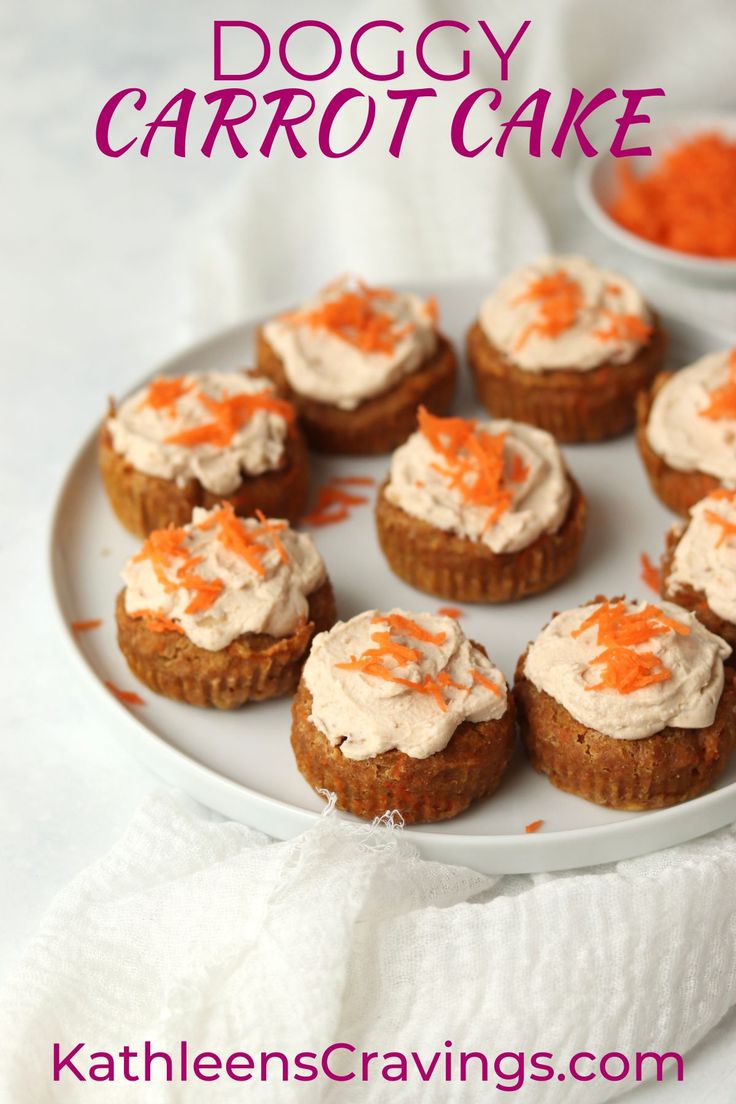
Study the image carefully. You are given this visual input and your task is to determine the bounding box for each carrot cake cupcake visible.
[291,609,514,823]
[116,503,336,708]
[661,489,736,651]
[637,349,736,515]
[467,255,665,443]
[375,407,585,602]
[256,276,456,454]
[515,597,735,810]
[100,370,307,537]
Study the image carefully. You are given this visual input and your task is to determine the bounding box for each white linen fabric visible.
[1,790,735,1103]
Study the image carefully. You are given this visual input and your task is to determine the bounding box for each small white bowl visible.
[575,111,736,285]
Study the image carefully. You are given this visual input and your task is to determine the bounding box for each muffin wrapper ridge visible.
[256,330,457,455]
[115,580,336,709]
[99,421,310,538]
[514,654,736,810]
[290,681,516,824]
[636,373,723,517]
[375,476,586,603]
[467,316,666,444]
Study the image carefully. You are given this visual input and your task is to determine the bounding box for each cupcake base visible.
[291,681,515,824]
[99,420,310,539]
[514,652,736,810]
[661,526,736,653]
[636,374,721,517]
[255,330,457,455]
[467,316,666,444]
[115,579,336,708]
[374,476,586,603]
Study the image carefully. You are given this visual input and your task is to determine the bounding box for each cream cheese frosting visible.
[108,371,292,495]
[262,276,438,410]
[646,350,736,481]
[385,413,571,554]
[666,491,736,623]
[303,609,508,760]
[122,505,325,650]
[524,598,730,740]
[479,254,652,372]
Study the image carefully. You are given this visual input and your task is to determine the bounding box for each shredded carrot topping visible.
[289,283,413,355]
[574,600,688,695]
[593,309,653,344]
[335,615,499,712]
[374,612,446,645]
[608,133,736,259]
[471,668,502,697]
[640,553,662,595]
[104,680,145,706]
[525,819,544,834]
[586,647,671,695]
[512,270,583,349]
[705,508,736,547]
[418,406,523,532]
[133,525,188,593]
[699,350,736,421]
[437,606,464,619]
[140,376,192,414]
[70,618,102,633]
[254,509,289,564]
[572,600,689,646]
[165,389,293,448]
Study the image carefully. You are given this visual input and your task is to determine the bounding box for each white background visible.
[2,1,735,1099]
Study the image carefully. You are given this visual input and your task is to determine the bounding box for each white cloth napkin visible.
[1,790,735,1103]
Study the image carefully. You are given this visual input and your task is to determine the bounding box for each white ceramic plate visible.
[576,111,736,284]
[49,281,736,873]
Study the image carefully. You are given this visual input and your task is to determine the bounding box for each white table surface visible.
[2,2,735,1099]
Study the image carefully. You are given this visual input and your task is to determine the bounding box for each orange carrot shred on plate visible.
[525,819,544,834]
[437,606,464,619]
[301,483,369,527]
[640,553,661,594]
[104,681,145,706]
[70,619,103,633]
[608,133,736,259]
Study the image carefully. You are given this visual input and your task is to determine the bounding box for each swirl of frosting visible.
[262,276,438,410]
[122,504,326,650]
[385,409,571,554]
[666,490,736,623]
[646,350,736,481]
[108,371,293,496]
[524,598,730,740]
[479,255,652,372]
[303,608,508,760]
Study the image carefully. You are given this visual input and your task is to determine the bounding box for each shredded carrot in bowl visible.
[608,133,736,259]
